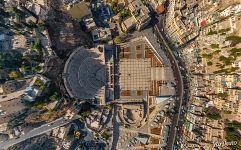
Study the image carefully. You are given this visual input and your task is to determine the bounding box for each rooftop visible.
[91,28,112,42]
[128,0,150,23]
[156,4,165,14]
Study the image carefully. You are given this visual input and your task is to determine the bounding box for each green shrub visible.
[225,127,241,149]
[207,30,218,35]
[210,44,219,49]
[207,61,213,66]
[119,9,131,21]
[226,36,241,43]
[205,106,221,120]
[49,92,60,101]
[201,53,213,59]
[218,28,230,33]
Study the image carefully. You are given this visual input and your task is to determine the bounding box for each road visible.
[118,144,164,150]
[0,76,37,102]
[130,10,184,149]
[129,17,184,149]
[111,104,120,150]
[0,90,25,102]
[0,116,79,150]
[154,15,184,150]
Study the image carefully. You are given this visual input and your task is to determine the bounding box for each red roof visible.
[156,4,165,14]
[200,20,207,28]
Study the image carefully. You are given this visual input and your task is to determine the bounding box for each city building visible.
[23,75,50,102]
[149,0,166,14]
[91,28,112,42]
[121,0,151,32]
[128,0,151,31]
[82,15,97,31]
[12,35,28,50]
[117,0,125,8]
[121,16,136,32]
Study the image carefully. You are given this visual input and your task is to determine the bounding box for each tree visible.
[225,127,241,149]
[34,78,43,87]
[119,9,131,21]
[226,121,241,129]
[38,22,46,31]
[32,65,42,73]
[201,53,213,59]
[82,110,91,117]
[21,21,37,29]
[226,36,241,43]
[207,61,213,66]
[0,51,22,68]
[114,36,122,44]
[101,131,110,141]
[20,65,30,74]
[111,0,120,15]
[217,93,228,99]
[205,106,221,120]
[11,7,24,16]
[8,71,22,79]
[210,44,219,49]
[218,28,230,33]
[207,30,217,35]
[49,92,60,101]
[30,41,42,52]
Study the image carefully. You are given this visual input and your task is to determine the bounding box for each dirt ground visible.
[45,0,93,59]
[8,134,57,150]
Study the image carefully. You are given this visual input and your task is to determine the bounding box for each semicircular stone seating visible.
[65,47,106,99]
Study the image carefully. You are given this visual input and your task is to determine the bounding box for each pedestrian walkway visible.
[0,116,79,149]
[131,28,171,67]
[120,127,162,139]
